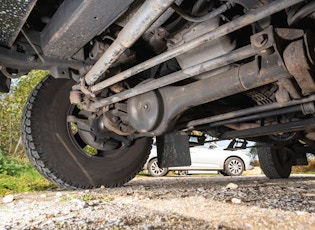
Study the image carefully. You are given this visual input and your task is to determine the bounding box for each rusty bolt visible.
[253,34,268,48]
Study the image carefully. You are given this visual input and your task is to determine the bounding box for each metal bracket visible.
[225,139,248,151]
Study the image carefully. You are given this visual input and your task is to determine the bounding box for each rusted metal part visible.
[21,29,45,63]
[170,17,236,70]
[287,1,315,26]
[89,28,276,110]
[274,28,304,41]
[0,0,37,47]
[103,117,133,136]
[221,117,315,139]
[116,0,183,40]
[126,25,293,135]
[143,0,184,39]
[225,123,260,131]
[69,91,82,104]
[89,0,305,93]
[128,55,290,135]
[186,95,315,129]
[84,0,176,86]
[209,103,313,128]
[110,82,125,93]
[89,44,263,110]
[284,39,315,95]
[277,78,301,99]
[275,83,291,103]
[0,46,84,77]
[305,132,315,141]
[41,0,133,58]
[148,60,289,135]
[170,1,234,23]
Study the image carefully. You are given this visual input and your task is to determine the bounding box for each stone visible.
[231,198,242,204]
[2,194,14,203]
[226,183,238,190]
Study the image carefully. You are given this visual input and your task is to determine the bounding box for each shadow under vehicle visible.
[1,0,315,188]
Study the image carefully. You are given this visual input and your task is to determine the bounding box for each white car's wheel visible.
[224,157,244,176]
[177,170,188,176]
[147,158,168,177]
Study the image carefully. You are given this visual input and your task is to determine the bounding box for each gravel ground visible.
[1,174,315,229]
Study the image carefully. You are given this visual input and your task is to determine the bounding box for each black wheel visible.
[257,146,293,179]
[147,158,168,177]
[21,76,152,189]
[224,157,244,176]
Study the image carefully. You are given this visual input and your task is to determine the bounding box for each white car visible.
[145,143,254,177]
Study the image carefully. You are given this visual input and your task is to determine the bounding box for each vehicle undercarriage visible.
[1,0,315,188]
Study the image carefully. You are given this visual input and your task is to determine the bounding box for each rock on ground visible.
[1,175,315,229]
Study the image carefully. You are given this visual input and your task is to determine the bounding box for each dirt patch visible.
[1,175,315,229]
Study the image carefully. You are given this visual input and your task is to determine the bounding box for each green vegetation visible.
[82,194,93,201]
[0,70,47,156]
[292,171,315,174]
[0,160,56,195]
[0,70,54,196]
[0,150,23,176]
[102,196,114,202]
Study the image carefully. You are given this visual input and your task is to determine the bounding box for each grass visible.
[292,171,315,174]
[0,149,56,196]
[0,164,56,196]
[136,171,151,177]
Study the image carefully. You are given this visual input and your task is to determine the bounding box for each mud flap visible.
[0,72,11,93]
[156,132,191,168]
[291,143,309,166]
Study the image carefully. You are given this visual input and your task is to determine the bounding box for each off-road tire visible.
[257,146,293,179]
[21,75,152,189]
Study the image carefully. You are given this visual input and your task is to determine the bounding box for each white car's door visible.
[189,144,226,169]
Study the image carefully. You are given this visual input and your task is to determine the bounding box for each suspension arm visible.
[88,0,305,93]
[84,0,177,85]
[88,28,275,110]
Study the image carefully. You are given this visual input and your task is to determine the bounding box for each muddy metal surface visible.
[1,174,315,229]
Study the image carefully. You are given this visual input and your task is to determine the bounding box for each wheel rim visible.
[178,171,188,176]
[67,105,128,159]
[227,159,243,175]
[150,160,165,176]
